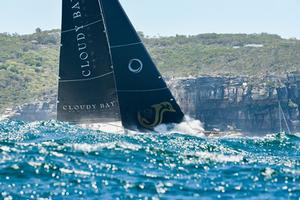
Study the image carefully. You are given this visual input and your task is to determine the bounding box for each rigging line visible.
[279,102,282,133]
[59,71,113,83]
[110,42,142,49]
[61,19,103,33]
[279,102,292,134]
[117,87,168,93]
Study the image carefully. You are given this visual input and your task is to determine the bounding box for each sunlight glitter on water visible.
[0,120,300,199]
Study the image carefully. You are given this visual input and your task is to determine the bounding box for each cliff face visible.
[169,75,300,133]
[2,94,57,122]
[4,75,300,133]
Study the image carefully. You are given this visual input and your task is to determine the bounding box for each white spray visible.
[154,115,205,137]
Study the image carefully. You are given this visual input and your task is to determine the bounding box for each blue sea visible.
[0,120,299,199]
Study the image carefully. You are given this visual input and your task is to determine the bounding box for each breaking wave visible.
[154,116,205,137]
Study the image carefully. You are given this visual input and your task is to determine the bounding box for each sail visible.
[57,0,120,123]
[100,0,184,129]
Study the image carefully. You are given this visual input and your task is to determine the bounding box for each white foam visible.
[262,167,275,179]
[183,151,244,164]
[28,161,42,168]
[79,121,125,134]
[51,151,64,158]
[71,142,141,153]
[59,168,91,176]
[0,146,11,152]
[71,143,116,152]
[154,116,205,137]
[294,132,300,138]
[0,108,17,121]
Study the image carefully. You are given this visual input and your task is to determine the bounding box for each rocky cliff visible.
[4,75,300,133]
[170,74,300,133]
[1,94,57,122]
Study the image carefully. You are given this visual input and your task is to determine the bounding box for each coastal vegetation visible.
[0,29,300,111]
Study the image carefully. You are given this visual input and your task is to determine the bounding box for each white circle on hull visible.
[128,59,143,74]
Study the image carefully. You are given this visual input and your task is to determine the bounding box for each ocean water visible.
[0,120,299,200]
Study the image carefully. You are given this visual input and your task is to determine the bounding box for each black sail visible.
[100,0,184,129]
[57,0,120,123]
